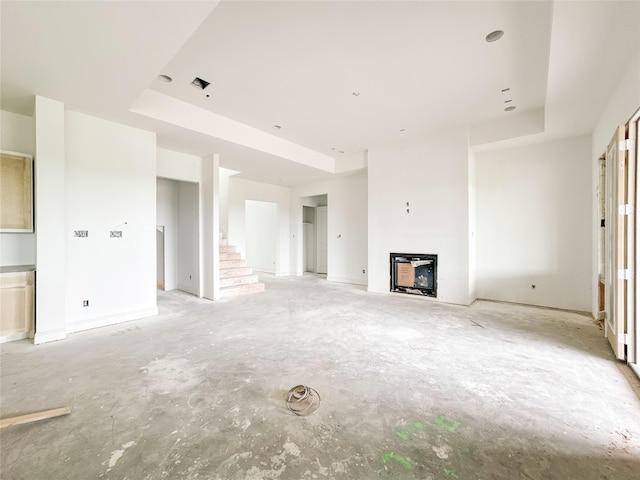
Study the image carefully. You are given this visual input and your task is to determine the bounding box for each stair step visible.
[220,259,247,269]
[220,274,259,288]
[220,251,241,261]
[220,266,253,278]
[220,282,265,298]
[220,245,236,253]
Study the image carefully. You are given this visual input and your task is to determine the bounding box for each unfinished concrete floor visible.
[1,274,640,480]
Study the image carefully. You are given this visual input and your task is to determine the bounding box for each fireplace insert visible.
[390,253,437,297]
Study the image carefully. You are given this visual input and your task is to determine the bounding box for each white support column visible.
[34,96,67,343]
[200,154,220,300]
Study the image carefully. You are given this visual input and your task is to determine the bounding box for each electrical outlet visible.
[110,230,122,238]
[74,230,88,238]
[362,269,366,274]
[83,300,89,307]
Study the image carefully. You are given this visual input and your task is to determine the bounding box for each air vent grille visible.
[191,77,210,90]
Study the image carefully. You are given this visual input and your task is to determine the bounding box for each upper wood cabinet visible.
[0,150,33,232]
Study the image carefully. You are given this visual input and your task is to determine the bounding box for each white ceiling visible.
[1,1,638,186]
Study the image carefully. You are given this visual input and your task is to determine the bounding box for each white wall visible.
[64,110,157,331]
[368,129,472,304]
[292,170,368,285]
[157,147,201,183]
[228,177,290,276]
[34,97,67,343]
[219,168,239,241]
[591,47,640,317]
[468,147,477,301]
[156,178,179,290]
[177,181,200,295]
[0,110,36,267]
[476,135,592,311]
[245,200,278,273]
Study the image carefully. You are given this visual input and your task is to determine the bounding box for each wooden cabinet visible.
[0,151,34,232]
[0,270,34,342]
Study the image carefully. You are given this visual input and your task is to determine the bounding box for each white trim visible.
[630,363,640,381]
[65,307,158,334]
[0,331,30,344]
[327,275,367,286]
[177,284,199,296]
[34,328,67,344]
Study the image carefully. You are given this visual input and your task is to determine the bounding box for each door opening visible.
[300,194,328,276]
[303,206,315,273]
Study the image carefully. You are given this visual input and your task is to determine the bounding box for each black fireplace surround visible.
[390,253,437,297]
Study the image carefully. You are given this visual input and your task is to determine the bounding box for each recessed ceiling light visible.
[486,30,504,42]
[400,129,406,132]
[158,74,172,83]
[273,125,282,129]
[505,106,516,112]
[501,88,510,92]
[504,99,512,103]
[352,92,360,96]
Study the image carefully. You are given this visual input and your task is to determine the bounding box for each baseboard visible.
[327,275,367,286]
[0,331,30,344]
[177,283,199,296]
[66,306,158,334]
[630,363,640,381]
[251,267,275,274]
[34,328,67,345]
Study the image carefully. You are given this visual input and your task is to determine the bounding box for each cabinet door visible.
[0,151,33,232]
[0,271,34,342]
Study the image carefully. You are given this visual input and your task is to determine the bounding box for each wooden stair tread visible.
[218,244,264,298]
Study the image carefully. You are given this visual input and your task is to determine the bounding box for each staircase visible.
[219,245,265,298]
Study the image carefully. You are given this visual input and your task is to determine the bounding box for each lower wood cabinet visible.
[0,271,34,342]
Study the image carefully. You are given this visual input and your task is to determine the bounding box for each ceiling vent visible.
[191,77,211,90]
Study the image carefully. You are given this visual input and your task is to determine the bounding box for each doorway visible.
[303,206,316,272]
[156,177,200,295]
[301,194,328,275]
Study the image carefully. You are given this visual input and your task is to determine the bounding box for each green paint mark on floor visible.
[414,422,424,429]
[381,451,412,469]
[396,429,411,440]
[444,468,459,478]
[435,415,460,433]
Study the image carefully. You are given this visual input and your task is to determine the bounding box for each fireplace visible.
[390,253,437,297]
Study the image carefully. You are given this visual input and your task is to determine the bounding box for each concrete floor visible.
[1,274,640,480]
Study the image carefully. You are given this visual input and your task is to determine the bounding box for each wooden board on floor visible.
[0,407,71,429]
